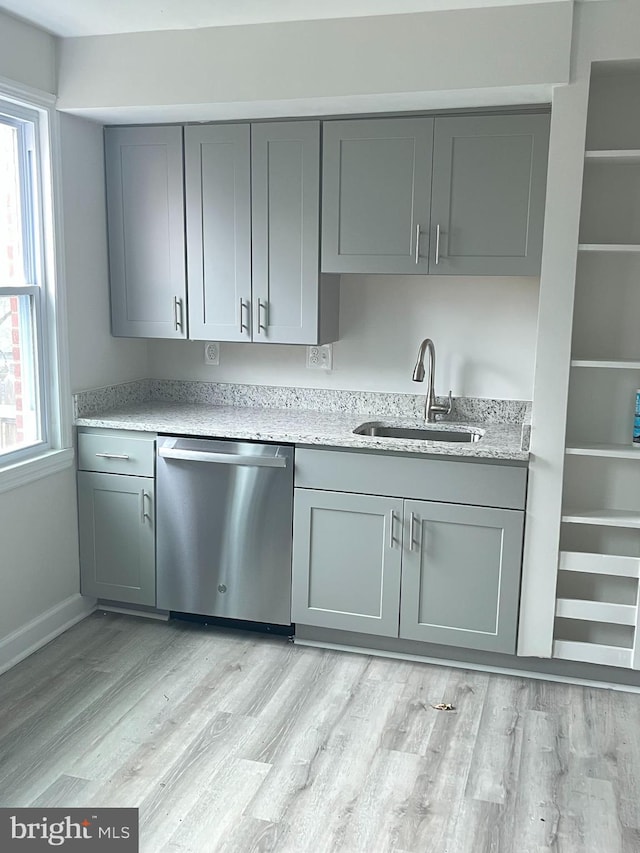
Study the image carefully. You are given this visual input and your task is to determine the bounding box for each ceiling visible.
[0,0,571,38]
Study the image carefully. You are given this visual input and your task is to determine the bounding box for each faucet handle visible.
[432,390,453,417]
[445,390,453,415]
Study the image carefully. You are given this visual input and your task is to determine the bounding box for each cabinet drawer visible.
[77,429,155,476]
[295,447,527,510]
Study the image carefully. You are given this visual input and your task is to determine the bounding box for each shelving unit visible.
[554,63,640,670]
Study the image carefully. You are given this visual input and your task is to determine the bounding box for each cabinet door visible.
[78,472,155,606]
[291,489,402,636]
[321,118,433,274]
[400,500,523,653]
[251,121,325,344]
[185,124,252,341]
[429,114,549,275]
[105,126,186,338]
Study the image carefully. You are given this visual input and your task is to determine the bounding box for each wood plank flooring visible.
[1,612,639,852]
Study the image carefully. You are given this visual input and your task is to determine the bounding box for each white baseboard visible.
[0,593,97,676]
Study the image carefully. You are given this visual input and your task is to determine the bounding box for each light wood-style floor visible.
[1,612,639,852]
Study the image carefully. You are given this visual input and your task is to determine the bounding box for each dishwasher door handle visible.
[158,446,288,468]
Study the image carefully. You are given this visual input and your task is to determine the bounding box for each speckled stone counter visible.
[74,382,530,462]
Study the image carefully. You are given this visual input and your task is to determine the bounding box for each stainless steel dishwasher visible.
[156,436,294,626]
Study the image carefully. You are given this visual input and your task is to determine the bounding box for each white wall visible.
[60,113,149,392]
[0,469,80,639]
[0,9,56,94]
[149,275,539,399]
[55,2,572,123]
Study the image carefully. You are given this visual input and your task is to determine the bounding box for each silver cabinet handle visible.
[158,446,287,468]
[173,296,183,331]
[140,490,147,524]
[409,512,420,551]
[258,299,268,334]
[434,224,441,266]
[389,510,400,548]
[95,452,130,460]
[415,224,421,264]
[239,298,250,334]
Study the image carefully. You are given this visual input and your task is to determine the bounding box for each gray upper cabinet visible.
[252,122,338,345]
[105,125,186,338]
[184,121,338,344]
[291,488,402,636]
[321,118,433,274]
[429,114,549,276]
[321,112,549,276]
[399,500,524,653]
[184,124,252,342]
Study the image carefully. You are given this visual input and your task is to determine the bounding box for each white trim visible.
[45,106,73,450]
[294,637,640,694]
[552,639,633,669]
[584,150,640,164]
[0,79,74,484]
[0,593,96,676]
[0,447,74,494]
[577,244,640,253]
[559,550,640,578]
[565,443,640,459]
[555,597,636,625]
[0,74,55,109]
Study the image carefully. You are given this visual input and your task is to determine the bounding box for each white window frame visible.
[0,77,73,494]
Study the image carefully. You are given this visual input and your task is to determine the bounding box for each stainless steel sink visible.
[353,423,483,443]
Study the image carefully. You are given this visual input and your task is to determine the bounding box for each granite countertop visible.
[75,401,529,462]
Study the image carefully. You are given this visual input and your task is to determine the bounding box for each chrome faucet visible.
[412,338,453,423]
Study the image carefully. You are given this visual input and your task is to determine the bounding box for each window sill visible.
[0,447,75,495]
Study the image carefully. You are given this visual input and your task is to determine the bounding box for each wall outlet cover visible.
[306,344,333,370]
[204,342,220,365]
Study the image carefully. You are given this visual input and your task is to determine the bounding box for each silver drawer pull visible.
[389,510,400,549]
[410,512,420,551]
[159,446,287,468]
[140,490,150,525]
[258,299,268,334]
[95,452,130,460]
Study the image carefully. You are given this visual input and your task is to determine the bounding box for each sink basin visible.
[353,423,482,443]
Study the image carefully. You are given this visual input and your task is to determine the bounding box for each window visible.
[0,93,64,473]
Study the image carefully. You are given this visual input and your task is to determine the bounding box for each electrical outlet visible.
[204,342,220,365]
[306,344,333,370]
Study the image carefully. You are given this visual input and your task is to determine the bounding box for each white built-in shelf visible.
[571,358,640,369]
[584,149,640,164]
[577,243,640,253]
[559,551,640,578]
[555,597,636,625]
[553,639,633,668]
[565,443,640,459]
[562,509,640,529]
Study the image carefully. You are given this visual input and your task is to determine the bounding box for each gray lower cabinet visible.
[321,112,549,276]
[105,125,186,338]
[292,464,525,653]
[399,500,524,653]
[321,118,434,274]
[77,471,155,605]
[291,489,402,636]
